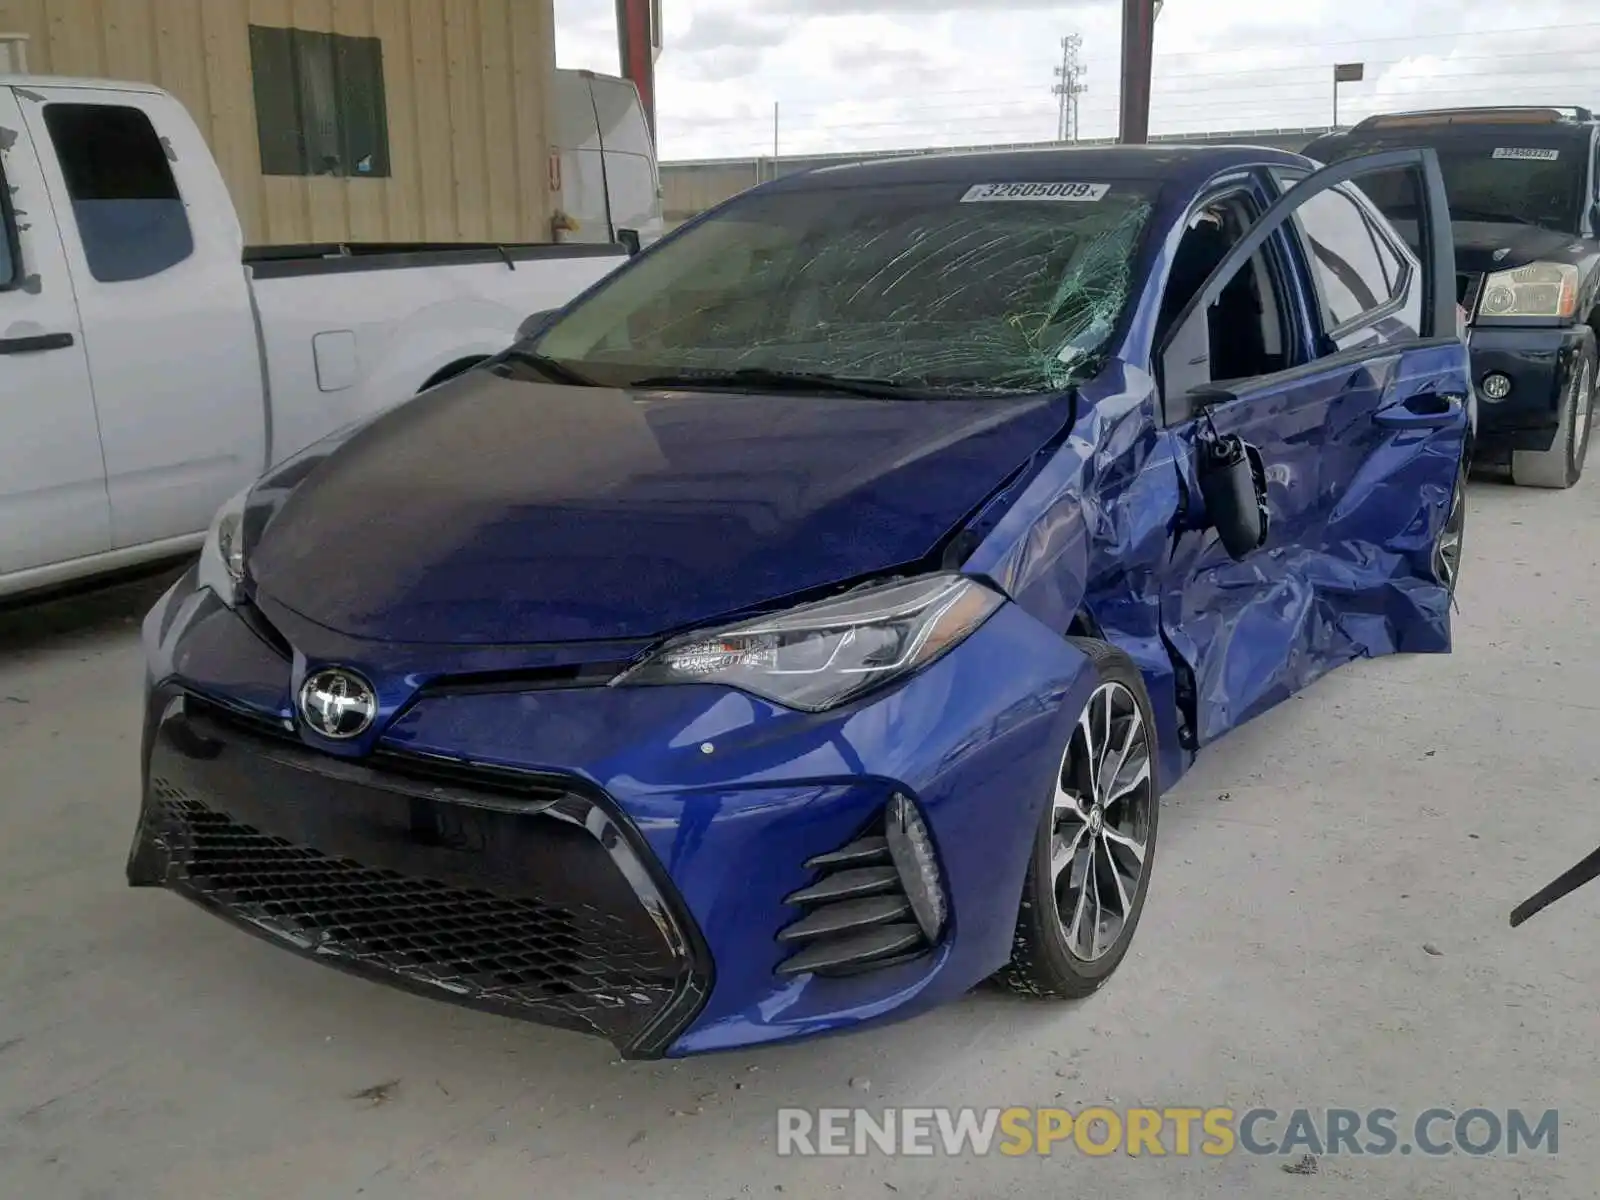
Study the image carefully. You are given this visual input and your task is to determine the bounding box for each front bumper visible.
[130,571,1096,1056]
[1466,323,1589,456]
[129,690,711,1056]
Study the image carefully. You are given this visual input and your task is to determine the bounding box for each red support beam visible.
[1119,0,1156,144]
[616,0,657,144]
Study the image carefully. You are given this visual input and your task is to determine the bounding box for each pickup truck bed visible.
[244,240,625,466]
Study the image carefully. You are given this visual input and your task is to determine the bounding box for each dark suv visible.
[1305,106,1599,488]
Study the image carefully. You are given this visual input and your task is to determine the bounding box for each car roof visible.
[760,143,1315,193]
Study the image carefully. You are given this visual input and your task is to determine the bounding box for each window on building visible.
[42,103,194,283]
[249,25,391,179]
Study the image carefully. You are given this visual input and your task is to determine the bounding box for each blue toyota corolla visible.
[129,143,1472,1057]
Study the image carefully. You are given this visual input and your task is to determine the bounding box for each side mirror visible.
[1197,433,1270,560]
[617,228,642,256]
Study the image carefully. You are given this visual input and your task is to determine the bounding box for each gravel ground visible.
[1,477,1596,1200]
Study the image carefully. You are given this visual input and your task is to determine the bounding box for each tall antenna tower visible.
[1052,34,1088,142]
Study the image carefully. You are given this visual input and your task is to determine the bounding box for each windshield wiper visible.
[626,367,940,400]
[500,348,602,387]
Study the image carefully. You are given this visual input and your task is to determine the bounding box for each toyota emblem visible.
[298,668,378,739]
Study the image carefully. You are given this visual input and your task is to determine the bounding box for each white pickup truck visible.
[0,75,635,600]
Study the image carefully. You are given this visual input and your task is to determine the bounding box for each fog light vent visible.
[885,792,947,940]
[775,795,944,978]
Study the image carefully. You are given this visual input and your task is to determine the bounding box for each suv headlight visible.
[1478,262,1580,319]
[614,574,1004,711]
[195,485,252,607]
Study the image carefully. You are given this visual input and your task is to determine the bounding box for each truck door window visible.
[41,104,194,283]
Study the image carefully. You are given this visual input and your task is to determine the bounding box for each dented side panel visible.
[965,180,1467,798]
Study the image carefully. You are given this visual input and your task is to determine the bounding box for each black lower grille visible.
[776,814,931,978]
[132,692,711,1056]
[151,789,680,1031]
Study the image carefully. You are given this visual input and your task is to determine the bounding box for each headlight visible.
[614,574,1004,711]
[195,485,251,606]
[1478,262,1580,319]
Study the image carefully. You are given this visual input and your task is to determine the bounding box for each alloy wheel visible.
[1050,681,1156,962]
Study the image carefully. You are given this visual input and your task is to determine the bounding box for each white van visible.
[552,69,666,250]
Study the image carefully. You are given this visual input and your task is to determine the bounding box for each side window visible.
[1288,187,1392,334]
[42,104,194,283]
[1159,194,1296,420]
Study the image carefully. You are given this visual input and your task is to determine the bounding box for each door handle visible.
[1373,391,1464,430]
[0,331,75,354]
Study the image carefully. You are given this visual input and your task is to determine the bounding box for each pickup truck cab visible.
[1305,106,1600,488]
[0,75,632,599]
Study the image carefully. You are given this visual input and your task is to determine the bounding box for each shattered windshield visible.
[528,179,1156,395]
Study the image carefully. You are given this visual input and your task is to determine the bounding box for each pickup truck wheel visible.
[996,638,1159,1000]
[1511,343,1595,489]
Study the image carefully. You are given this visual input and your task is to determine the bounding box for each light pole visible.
[1333,62,1364,129]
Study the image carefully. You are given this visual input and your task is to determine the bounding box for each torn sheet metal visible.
[965,328,1461,796]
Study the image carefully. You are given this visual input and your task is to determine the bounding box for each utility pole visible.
[1118,0,1161,144]
[1052,34,1088,142]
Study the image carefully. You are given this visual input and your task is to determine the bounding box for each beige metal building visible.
[0,0,562,245]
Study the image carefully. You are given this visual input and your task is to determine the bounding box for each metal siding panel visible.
[152,0,210,141]
[101,0,158,88]
[407,0,454,241]
[0,0,51,72]
[476,0,517,241]
[44,0,108,77]
[508,0,552,239]
[202,0,264,243]
[443,0,487,241]
[7,0,558,246]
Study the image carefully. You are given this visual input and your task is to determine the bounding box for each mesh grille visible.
[150,783,682,1040]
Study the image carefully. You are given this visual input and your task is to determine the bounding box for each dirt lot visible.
[2,478,1597,1200]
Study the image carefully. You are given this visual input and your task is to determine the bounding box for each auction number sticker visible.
[961,182,1110,202]
[1492,147,1559,161]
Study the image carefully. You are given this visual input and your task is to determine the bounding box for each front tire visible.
[1510,342,1594,489]
[996,638,1160,999]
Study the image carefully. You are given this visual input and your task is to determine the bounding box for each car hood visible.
[1449,220,1592,274]
[246,369,1071,645]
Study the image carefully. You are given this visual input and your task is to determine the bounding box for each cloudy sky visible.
[554,0,1599,162]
